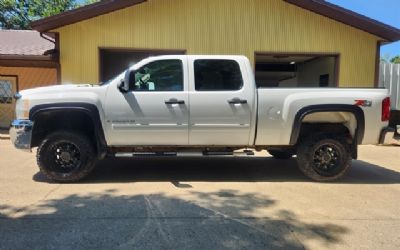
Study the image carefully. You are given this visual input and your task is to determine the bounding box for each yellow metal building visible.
[31,0,400,87]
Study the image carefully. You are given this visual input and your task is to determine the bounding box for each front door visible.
[0,76,17,128]
[105,58,189,146]
[188,58,255,146]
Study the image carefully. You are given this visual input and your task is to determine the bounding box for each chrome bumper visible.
[9,120,34,151]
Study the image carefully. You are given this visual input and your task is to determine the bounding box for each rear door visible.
[188,57,255,146]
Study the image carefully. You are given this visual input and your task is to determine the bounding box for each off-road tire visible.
[37,131,96,183]
[267,149,294,159]
[297,133,352,182]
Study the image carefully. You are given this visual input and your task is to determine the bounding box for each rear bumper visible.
[9,120,34,151]
[379,126,396,144]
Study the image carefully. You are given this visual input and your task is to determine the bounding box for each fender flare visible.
[29,103,107,159]
[289,104,365,145]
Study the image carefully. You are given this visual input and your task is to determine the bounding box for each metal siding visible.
[56,0,380,86]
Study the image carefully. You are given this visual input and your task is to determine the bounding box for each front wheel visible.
[37,131,96,183]
[297,134,352,182]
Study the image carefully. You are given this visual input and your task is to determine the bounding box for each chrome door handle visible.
[228,98,247,104]
[165,99,185,105]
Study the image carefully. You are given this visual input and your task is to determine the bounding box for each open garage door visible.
[255,53,339,88]
[99,48,186,83]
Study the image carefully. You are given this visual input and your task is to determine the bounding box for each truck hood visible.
[20,84,95,97]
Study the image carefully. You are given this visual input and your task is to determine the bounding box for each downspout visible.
[40,32,61,84]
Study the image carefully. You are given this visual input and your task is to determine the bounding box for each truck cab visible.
[105,55,256,146]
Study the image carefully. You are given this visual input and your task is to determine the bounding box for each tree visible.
[390,56,400,64]
[0,0,98,30]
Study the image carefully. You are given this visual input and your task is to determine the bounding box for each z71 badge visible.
[355,100,372,107]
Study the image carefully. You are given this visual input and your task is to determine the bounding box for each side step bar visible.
[115,150,254,158]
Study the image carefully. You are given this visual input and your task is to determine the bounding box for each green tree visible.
[0,0,98,30]
[390,55,400,64]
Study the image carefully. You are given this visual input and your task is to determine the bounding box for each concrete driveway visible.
[0,139,399,250]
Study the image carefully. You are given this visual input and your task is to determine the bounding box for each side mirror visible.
[118,70,132,93]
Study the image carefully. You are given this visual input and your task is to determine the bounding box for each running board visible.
[115,150,254,158]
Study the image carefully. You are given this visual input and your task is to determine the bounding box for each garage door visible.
[255,53,339,88]
[0,76,17,128]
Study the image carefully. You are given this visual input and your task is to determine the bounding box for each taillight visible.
[382,97,391,122]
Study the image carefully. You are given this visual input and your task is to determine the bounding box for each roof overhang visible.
[284,0,400,42]
[31,0,147,33]
[31,0,400,42]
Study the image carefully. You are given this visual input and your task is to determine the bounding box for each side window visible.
[194,59,243,91]
[130,60,183,91]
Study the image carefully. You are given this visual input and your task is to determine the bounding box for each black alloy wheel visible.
[37,131,96,183]
[297,134,352,182]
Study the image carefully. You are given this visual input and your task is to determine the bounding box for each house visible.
[29,0,400,88]
[0,30,59,128]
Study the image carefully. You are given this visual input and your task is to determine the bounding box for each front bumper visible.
[9,120,34,151]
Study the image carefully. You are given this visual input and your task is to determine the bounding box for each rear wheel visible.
[37,131,96,183]
[297,134,351,182]
[267,149,294,159]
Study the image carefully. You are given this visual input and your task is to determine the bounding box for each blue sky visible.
[327,0,400,58]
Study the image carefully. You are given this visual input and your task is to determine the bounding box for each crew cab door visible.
[188,57,255,146]
[104,57,189,146]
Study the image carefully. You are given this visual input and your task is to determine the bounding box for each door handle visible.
[228,98,247,104]
[165,99,185,105]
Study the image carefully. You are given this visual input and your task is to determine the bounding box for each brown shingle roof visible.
[30,0,400,42]
[0,30,55,56]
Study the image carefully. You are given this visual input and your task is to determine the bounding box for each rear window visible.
[194,59,243,91]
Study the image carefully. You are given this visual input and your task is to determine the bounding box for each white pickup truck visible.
[10,55,392,182]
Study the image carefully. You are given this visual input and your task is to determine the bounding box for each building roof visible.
[30,0,400,42]
[0,30,55,56]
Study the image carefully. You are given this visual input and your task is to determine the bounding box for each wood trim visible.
[334,54,341,87]
[254,51,341,87]
[0,59,59,68]
[98,47,187,82]
[0,74,19,92]
[374,41,382,88]
[0,55,55,61]
[255,51,340,57]
[54,32,62,84]
[98,47,187,54]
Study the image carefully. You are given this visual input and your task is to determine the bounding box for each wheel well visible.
[298,111,358,142]
[31,111,97,150]
[298,123,352,143]
[290,105,365,146]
